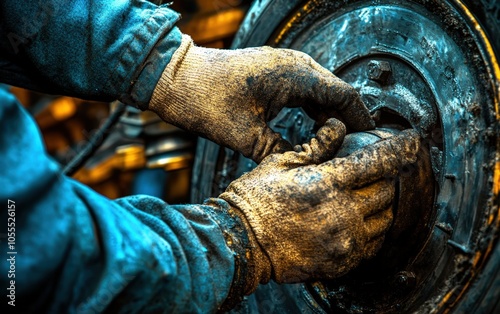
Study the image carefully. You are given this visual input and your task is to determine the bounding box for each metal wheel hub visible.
[263,1,499,312]
[192,0,500,312]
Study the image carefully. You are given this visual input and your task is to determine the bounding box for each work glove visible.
[149,35,374,163]
[218,118,420,293]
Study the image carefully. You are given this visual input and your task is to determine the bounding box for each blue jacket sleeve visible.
[0,0,181,108]
[0,87,238,313]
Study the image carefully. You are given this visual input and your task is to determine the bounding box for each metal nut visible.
[367,60,392,84]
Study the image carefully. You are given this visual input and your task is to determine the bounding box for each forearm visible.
[0,184,239,313]
[0,89,245,313]
[0,0,182,107]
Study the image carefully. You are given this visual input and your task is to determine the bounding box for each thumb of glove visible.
[261,118,346,167]
[292,118,346,165]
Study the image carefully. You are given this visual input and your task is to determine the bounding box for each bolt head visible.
[367,60,392,84]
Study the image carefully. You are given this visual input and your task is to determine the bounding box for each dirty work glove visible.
[219,119,420,291]
[149,35,374,163]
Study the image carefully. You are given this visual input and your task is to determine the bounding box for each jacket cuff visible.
[119,6,183,109]
[203,198,258,312]
[203,198,249,312]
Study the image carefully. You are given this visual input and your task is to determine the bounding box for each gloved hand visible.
[149,35,374,163]
[218,119,420,292]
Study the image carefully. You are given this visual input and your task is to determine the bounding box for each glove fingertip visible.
[316,118,346,151]
[392,130,421,165]
[270,138,294,155]
[343,106,376,132]
[294,144,303,153]
[250,126,293,163]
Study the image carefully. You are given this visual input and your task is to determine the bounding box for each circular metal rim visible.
[263,1,500,312]
[193,0,500,312]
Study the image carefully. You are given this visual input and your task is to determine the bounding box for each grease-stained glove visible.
[218,119,420,292]
[149,35,374,163]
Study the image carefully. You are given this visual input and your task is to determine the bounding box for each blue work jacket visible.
[0,1,236,313]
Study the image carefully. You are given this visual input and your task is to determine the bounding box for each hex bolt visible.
[367,60,392,85]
